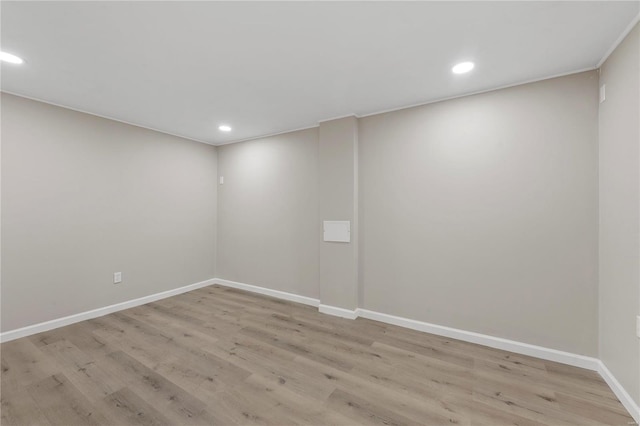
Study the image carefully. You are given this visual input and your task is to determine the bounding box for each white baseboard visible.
[357,308,638,421]
[597,360,640,423]
[356,309,600,371]
[1,277,636,423]
[213,278,320,307]
[319,304,359,319]
[0,278,216,343]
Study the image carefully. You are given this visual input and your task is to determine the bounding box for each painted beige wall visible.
[216,128,320,299]
[2,62,615,375]
[359,71,599,356]
[1,93,218,332]
[599,23,640,404]
[319,117,359,309]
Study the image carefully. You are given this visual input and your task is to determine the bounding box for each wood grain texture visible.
[1,285,634,425]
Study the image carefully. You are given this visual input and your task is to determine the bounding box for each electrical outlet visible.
[219,176,224,185]
[114,272,122,284]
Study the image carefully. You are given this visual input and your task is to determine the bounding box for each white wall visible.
[599,23,640,404]
[1,93,218,332]
[359,71,599,356]
[216,128,320,299]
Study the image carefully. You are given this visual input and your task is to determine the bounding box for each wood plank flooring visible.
[1,285,634,425]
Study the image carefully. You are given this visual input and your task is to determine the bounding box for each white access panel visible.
[323,221,351,243]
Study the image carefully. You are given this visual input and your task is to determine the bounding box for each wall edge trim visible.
[213,278,320,307]
[596,12,640,68]
[212,125,320,146]
[356,308,599,369]
[0,90,213,146]
[357,68,596,119]
[319,304,359,319]
[597,360,640,422]
[0,278,217,343]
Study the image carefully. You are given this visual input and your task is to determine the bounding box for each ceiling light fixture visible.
[218,125,232,132]
[0,51,24,64]
[452,61,474,74]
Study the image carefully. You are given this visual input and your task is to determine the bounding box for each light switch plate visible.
[114,272,122,284]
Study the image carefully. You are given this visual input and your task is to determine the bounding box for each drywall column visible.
[598,23,640,409]
[318,116,359,315]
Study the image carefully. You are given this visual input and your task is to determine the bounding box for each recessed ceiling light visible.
[218,125,232,132]
[0,51,24,64]
[452,61,474,74]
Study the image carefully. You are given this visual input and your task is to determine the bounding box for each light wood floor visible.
[1,285,634,425]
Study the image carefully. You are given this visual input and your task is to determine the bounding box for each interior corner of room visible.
[1,2,639,424]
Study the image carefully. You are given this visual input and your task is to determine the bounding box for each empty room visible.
[1,1,639,425]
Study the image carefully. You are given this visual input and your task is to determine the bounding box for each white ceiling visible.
[2,1,638,145]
